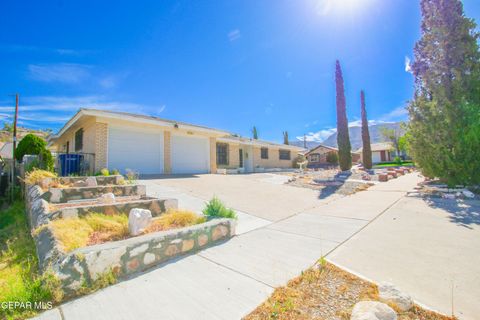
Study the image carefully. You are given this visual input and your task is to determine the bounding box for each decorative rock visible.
[378,174,388,182]
[198,234,209,247]
[143,253,156,265]
[129,243,149,257]
[98,193,115,204]
[165,245,179,256]
[73,180,87,187]
[463,190,475,199]
[128,208,152,236]
[212,225,229,241]
[350,301,397,320]
[85,177,98,187]
[378,282,413,312]
[182,239,195,252]
[127,258,139,272]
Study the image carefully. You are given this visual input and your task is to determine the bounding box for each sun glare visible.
[316,0,372,16]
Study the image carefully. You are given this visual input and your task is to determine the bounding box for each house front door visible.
[380,150,386,162]
[239,149,243,168]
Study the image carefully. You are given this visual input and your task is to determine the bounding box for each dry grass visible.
[244,262,454,320]
[145,209,206,233]
[24,169,57,185]
[47,213,129,252]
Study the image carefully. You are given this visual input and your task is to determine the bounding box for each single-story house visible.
[0,142,13,159]
[305,144,361,167]
[357,142,394,163]
[48,108,304,175]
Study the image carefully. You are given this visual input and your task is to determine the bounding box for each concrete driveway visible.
[35,173,479,320]
[141,173,340,222]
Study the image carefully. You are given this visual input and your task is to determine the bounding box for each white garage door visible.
[108,125,163,174]
[372,151,381,163]
[171,135,209,174]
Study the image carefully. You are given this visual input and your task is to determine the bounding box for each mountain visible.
[322,122,404,151]
[288,140,321,150]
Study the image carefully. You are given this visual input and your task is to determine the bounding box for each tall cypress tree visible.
[360,90,372,169]
[408,0,480,185]
[335,60,352,171]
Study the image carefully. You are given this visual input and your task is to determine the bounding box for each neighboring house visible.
[305,144,361,168]
[48,108,304,175]
[0,142,13,159]
[357,142,395,163]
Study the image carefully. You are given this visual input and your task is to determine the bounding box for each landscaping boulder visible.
[350,301,397,320]
[378,174,389,182]
[462,190,475,199]
[98,193,115,204]
[378,282,413,312]
[85,177,98,187]
[73,180,87,187]
[129,208,152,236]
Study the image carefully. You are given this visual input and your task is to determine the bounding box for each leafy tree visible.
[15,134,54,171]
[407,0,480,185]
[360,90,372,169]
[252,126,258,139]
[2,122,13,133]
[283,131,289,145]
[380,126,404,157]
[335,60,352,171]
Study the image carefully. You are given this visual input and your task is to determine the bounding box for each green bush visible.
[394,156,402,165]
[95,168,110,176]
[326,152,339,165]
[15,134,54,171]
[202,196,237,219]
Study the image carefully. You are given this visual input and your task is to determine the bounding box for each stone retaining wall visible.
[39,175,124,189]
[25,183,236,298]
[41,184,146,203]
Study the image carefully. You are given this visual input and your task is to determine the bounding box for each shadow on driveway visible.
[317,171,352,199]
[424,197,480,229]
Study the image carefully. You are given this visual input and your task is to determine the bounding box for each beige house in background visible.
[356,142,395,163]
[48,108,303,175]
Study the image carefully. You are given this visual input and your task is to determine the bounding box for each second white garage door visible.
[171,135,210,174]
[108,125,163,174]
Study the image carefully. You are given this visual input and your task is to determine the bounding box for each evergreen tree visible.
[252,126,258,139]
[283,131,289,145]
[360,91,372,169]
[335,60,352,171]
[408,0,480,185]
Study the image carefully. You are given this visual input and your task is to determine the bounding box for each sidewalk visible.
[34,173,421,320]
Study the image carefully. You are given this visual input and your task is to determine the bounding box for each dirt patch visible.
[244,262,454,320]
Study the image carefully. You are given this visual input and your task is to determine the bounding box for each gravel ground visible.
[244,262,454,320]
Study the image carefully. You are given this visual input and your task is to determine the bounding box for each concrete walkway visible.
[36,172,473,320]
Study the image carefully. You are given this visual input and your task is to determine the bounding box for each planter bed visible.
[40,175,125,189]
[29,194,178,229]
[41,184,146,203]
[34,216,235,297]
[25,182,236,298]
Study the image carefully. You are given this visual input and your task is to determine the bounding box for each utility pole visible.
[303,134,306,149]
[11,94,19,200]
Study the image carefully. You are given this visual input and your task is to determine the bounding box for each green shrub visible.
[111,168,120,175]
[394,156,402,165]
[95,168,110,176]
[202,196,237,219]
[15,134,54,171]
[326,152,339,165]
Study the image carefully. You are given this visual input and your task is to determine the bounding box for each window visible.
[309,153,320,162]
[261,147,269,159]
[279,149,291,160]
[74,128,84,152]
[216,143,229,165]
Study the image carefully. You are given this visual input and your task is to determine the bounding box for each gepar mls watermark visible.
[1,301,53,311]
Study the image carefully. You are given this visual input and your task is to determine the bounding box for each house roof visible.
[304,144,338,155]
[218,135,305,151]
[49,108,233,142]
[356,142,394,153]
[0,142,13,159]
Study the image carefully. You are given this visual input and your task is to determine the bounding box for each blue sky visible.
[1,0,479,143]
